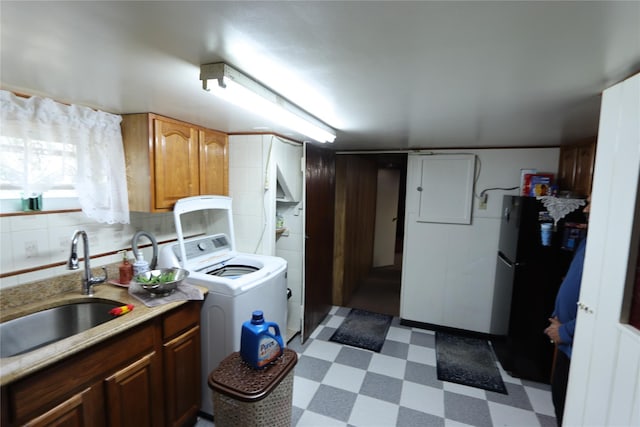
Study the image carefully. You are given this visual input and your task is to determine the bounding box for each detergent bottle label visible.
[257,336,281,367]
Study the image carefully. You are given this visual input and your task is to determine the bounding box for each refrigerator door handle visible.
[498,251,521,268]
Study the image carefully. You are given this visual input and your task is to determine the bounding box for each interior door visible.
[302,143,335,342]
[564,72,640,426]
[373,168,400,267]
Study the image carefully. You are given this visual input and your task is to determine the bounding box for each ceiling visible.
[1,1,639,151]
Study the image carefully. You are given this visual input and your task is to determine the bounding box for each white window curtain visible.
[0,90,130,224]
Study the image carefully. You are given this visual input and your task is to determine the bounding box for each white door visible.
[564,73,640,426]
[373,168,400,267]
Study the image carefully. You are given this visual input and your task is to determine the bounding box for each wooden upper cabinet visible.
[557,138,597,197]
[154,119,200,210]
[199,128,229,196]
[573,142,596,196]
[122,113,229,212]
[558,146,578,190]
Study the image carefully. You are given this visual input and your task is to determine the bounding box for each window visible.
[0,135,77,200]
[0,90,129,223]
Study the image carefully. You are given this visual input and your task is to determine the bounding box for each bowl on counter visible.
[135,268,189,297]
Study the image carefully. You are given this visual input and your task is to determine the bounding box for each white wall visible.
[228,134,273,254]
[401,148,560,334]
[273,140,304,335]
[229,134,304,336]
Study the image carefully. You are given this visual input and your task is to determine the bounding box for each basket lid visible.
[208,348,297,402]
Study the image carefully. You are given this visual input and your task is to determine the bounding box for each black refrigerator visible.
[492,195,586,384]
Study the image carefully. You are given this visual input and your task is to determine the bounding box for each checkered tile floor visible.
[197,306,557,427]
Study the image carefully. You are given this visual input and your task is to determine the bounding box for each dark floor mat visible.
[329,308,392,352]
[436,331,507,394]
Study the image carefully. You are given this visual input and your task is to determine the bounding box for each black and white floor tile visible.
[197,306,557,427]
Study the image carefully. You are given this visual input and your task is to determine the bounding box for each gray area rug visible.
[436,332,508,394]
[329,308,392,352]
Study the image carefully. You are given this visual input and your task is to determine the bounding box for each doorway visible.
[343,154,407,317]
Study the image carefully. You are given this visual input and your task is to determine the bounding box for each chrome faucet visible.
[67,230,107,296]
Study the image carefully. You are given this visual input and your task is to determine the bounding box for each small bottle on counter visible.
[118,250,133,284]
[133,252,150,276]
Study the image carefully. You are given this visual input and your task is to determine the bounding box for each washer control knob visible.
[197,242,207,251]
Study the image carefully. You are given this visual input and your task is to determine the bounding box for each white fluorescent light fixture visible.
[200,63,336,143]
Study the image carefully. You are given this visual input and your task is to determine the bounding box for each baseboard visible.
[399,318,506,342]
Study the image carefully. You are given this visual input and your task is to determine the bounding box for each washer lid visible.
[172,196,236,268]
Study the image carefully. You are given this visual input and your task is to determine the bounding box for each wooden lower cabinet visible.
[105,352,162,427]
[162,302,201,427]
[1,302,201,427]
[24,386,103,427]
[163,326,200,427]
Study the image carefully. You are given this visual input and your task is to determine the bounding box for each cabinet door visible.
[163,325,201,427]
[574,142,596,196]
[557,140,596,196]
[104,352,163,427]
[154,118,199,209]
[199,129,229,196]
[24,387,103,427]
[558,146,578,190]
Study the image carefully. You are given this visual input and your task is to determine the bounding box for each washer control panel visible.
[171,233,230,262]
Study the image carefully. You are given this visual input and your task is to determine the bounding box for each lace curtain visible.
[0,90,130,224]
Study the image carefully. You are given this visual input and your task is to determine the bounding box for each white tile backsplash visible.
[1,230,14,272]
[277,248,302,268]
[233,191,264,216]
[233,214,266,254]
[9,214,49,232]
[48,211,94,228]
[0,216,11,233]
[12,229,50,270]
[1,209,202,290]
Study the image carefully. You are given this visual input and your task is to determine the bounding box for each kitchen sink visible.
[0,299,123,358]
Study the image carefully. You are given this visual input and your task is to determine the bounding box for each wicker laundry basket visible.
[208,348,297,427]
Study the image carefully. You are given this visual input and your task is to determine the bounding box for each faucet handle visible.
[89,266,108,286]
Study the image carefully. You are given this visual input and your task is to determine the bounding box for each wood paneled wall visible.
[304,145,336,341]
[333,155,378,306]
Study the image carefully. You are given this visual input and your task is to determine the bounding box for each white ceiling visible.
[1,1,639,151]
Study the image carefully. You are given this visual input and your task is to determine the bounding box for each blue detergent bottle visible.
[240,310,284,369]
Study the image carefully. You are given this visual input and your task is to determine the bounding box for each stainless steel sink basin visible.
[0,299,123,358]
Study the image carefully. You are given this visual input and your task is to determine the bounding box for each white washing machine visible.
[159,196,287,418]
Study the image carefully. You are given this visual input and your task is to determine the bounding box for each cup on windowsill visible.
[21,194,43,212]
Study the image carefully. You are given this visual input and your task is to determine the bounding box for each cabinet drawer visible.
[162,302,201,341]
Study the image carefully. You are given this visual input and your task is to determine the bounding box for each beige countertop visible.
[0,269,206,386]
